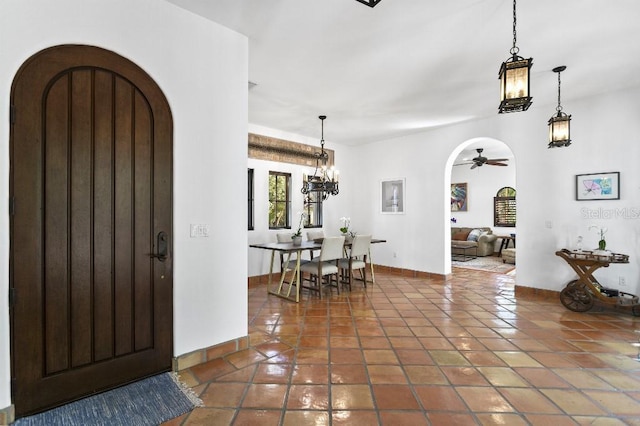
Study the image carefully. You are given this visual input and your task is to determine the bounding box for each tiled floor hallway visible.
[167,268,640,425]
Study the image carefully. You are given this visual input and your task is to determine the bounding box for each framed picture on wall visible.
[380,178,405,214]
[451,182,468,212]
[575,172,620,201]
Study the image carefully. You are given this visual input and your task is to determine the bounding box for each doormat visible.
[452,255,515,274]
[14,373,202,426]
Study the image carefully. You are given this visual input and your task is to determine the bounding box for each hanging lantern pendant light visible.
[498,0,533,113]
[301,115,339,200]
[548,66,571,148]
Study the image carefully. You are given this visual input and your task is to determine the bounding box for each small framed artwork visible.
[451,182,468,212]
[381,178,405,214]
[576,172,620,201]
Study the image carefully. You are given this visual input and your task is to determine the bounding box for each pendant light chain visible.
[510,0,519,55]
[556,71,563,112]
[320,117,325,152]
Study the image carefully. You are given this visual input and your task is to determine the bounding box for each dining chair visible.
[300,236,345,299]
[306,230,324,260]
[306,230,324,241]
[338,234,372,291]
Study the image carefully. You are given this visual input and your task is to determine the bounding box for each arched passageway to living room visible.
[445,137,516,276]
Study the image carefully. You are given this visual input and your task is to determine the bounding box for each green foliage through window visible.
[269,171,291,229]
[303,190,323,228]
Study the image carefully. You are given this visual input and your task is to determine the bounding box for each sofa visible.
[451,227,497,257]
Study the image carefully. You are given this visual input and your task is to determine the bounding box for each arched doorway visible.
[10,45,174,416]
[445,138,515,274]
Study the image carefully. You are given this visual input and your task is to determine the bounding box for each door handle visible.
[151,231,168,262]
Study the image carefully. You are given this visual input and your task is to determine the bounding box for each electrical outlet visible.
[393,252,397,258]
[619,276,626,287]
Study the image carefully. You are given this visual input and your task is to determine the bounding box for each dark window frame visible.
[303,191,323,229]
[494,186,516,227]
[268,171,291,229]
[248,168,254,231]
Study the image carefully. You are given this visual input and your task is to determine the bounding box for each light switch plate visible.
[190,224,210,238]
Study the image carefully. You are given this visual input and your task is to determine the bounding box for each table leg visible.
[267,250,275,292]
[284,254,295,298]
[283,249,303,301]
[295,256,301,302]
[499,238,508,255]
[268,249,303,302]
[368,249,376,285]
[276,251,292,294]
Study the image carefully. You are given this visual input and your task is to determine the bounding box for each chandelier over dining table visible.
[301,115,339,201]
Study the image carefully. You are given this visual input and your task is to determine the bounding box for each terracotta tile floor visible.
[166,268,640,425]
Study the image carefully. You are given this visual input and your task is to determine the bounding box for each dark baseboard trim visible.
[514,285,559,299]
[173,335,250,372]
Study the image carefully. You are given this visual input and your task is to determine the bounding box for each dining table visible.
[250,238,386,302]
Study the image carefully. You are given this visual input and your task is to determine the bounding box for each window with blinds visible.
[494,187,516,227]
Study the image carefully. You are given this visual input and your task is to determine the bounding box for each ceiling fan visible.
[455,148,509,169]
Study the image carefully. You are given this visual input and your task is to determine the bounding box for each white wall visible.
[348,88,640,292]
[0,0,248,410]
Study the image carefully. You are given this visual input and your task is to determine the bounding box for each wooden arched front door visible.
[10,45,173,416]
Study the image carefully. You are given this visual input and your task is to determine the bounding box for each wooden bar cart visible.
[555,249,640,316]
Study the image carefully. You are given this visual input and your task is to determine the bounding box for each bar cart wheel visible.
[560,279,595,312]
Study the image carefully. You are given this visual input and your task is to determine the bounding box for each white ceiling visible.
[166,0,640,147]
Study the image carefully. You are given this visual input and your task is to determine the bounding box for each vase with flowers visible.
[588,224,608,252]
[339,216,357,242]
[291,212,306,245]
